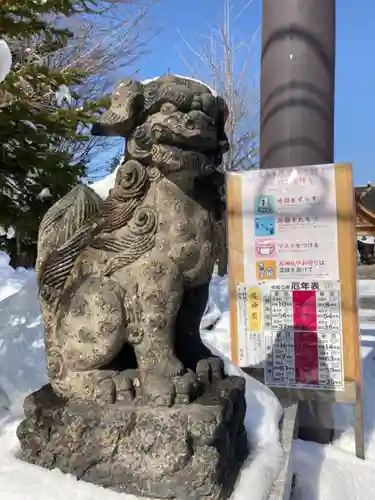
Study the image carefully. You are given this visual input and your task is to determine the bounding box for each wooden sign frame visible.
[227,163,364,459]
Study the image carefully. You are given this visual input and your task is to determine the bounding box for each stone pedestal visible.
[17,375,248,500]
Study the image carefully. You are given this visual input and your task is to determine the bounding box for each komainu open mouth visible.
[150,121,218,153]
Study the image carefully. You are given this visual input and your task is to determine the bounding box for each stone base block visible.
[17,376,248,500]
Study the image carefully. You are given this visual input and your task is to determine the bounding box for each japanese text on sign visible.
[241,164,339,282]
[236,280,344,391]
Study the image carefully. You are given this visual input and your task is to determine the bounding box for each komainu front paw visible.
[141,369,199,407]
[174,369,200,404]
[73,369,117,405]
[141,373,176,407]
[113,369,140,403]
[196,357,224,389]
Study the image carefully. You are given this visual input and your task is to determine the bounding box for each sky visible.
[110,0,375,186]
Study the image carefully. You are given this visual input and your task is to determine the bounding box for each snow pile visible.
[290,303,375,500]
[0,250,282,500]
[0,252,46,417]
[1,166,375,498]
[2,239,375,498]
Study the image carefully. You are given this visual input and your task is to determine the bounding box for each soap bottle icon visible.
[259,263,265,278]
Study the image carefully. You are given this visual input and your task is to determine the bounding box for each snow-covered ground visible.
[0,256,375,500]
[0,254,283,500]
[290,282,375,500]
[0,164,374,500]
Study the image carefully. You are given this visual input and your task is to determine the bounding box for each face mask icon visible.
[256,243,275,257]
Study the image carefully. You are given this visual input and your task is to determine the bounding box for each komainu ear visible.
[91,78,145,137]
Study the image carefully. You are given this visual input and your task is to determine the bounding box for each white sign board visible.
[231,164,344,390]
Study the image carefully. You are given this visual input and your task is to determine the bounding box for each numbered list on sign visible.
[262,281,343,390]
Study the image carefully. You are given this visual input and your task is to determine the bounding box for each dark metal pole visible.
[260,0,335,170]
[260,0,336,444]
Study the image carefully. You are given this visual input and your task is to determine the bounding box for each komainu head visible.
[92,75,229,179]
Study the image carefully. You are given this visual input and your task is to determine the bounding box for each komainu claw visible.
[196,357,224,388]
[174,369,199,404]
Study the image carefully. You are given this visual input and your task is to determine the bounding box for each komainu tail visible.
[36,185,103,302]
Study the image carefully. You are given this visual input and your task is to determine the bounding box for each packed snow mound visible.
[0,252,46,416]
[0,250,283,500]
[3,245,375,498]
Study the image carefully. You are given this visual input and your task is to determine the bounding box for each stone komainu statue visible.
[36,75,229,406]
[17,76,248,500]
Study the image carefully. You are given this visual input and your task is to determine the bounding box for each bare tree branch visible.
[177,0,259,171]
[4,0,160,177]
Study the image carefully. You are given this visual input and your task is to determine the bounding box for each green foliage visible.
[0,0,110,264]
[0,1,104,39]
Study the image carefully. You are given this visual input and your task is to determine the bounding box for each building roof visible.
[355,185,375,213]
